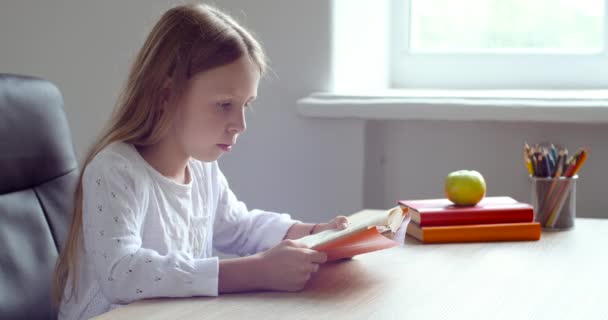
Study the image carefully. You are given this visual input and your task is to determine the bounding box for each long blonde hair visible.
[53,3,267,305]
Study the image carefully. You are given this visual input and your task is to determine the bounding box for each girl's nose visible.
[228,108,246,134]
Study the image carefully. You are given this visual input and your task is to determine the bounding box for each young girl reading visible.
[53,4,348,319]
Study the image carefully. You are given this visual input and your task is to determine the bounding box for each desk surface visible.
[95,218,608,320]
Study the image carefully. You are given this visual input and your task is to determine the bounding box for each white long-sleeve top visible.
[58,142,298,320]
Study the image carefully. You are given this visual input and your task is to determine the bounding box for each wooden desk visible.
[95,218,608,320]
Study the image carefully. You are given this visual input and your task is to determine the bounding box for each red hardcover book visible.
[398,196,533,227]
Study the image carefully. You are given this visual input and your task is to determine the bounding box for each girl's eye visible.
[218,102,232,110]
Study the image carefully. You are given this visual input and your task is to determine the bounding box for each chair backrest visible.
[0,74,78,320]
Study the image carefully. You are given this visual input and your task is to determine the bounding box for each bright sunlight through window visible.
[390,0,608,88]
[409,0,605,53]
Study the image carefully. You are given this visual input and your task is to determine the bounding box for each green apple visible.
[444,170,486,206]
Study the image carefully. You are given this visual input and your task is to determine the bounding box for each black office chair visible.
[0,74,78,319]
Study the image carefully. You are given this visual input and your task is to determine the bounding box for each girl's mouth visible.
[217,144,232,151]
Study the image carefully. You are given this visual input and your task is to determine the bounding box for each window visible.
[391,0,608,89]
[300,0,608,122]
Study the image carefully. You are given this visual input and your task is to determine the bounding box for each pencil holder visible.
[530,175,577,231]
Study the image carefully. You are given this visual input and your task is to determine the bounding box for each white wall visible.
[365,120,608,219]
[1,1,604,222]
[0,0,366,223]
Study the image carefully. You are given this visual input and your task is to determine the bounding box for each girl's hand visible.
[283,216,351,240]
[255,240,327,292]
[310,215,350,234]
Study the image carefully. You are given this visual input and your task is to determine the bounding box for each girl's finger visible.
[333,216,349,229]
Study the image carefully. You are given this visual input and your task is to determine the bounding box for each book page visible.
[296,207,405,248]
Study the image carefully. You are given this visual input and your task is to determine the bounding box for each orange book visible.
[406,221,541,244]
[296,207,408,261]
[314,227,401,261]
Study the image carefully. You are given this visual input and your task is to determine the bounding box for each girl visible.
[53,4,348,319]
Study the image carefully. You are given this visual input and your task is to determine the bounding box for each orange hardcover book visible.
[314,227,401,261]
[406,221,541,244]
[296,207,408,261]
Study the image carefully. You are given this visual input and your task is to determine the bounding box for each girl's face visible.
[169,56,260,162]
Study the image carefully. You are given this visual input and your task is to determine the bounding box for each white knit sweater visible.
[58,142,297,320]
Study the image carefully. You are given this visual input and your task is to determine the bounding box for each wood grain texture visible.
[94,217,608,320]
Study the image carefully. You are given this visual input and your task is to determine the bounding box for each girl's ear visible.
[160,78,173,108]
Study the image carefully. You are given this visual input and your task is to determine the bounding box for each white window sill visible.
[296,90,608,123]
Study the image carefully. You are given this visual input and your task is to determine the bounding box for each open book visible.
[295,207,409,261]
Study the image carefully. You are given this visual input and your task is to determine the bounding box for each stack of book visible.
[399,196,541,244]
